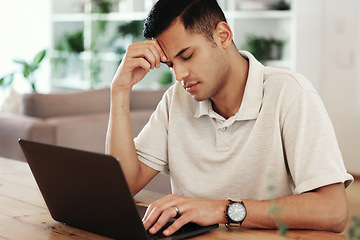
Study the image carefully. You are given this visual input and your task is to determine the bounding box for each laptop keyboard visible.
[147,219,204,240]
[147,221,172,239]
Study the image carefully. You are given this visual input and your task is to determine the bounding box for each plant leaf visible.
[7,73,14,86]
[0,73,14,88]
[23,65,31,78]
[14,59,28,66]
[32,49,47,67]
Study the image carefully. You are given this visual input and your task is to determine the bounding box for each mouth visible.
[183,82,199,93]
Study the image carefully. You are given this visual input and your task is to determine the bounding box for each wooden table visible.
[0,157,348,240]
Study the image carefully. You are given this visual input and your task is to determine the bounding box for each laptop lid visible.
[18,139,218,240]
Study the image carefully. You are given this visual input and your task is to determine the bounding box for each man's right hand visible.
[111,40,167,93]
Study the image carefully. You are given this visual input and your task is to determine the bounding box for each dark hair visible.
[143,0,227,41]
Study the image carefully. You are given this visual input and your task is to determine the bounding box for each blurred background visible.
[0,0,359,176]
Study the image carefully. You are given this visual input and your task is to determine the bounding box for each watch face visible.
[228,202,246,222]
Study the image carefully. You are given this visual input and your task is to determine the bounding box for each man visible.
[106,0,353,236]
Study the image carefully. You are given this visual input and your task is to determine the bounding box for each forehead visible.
[156,19,205,58]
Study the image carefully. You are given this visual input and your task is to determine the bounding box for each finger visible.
[144,40,164,69]
[148,207,178,234]
[143,195,181,230]
[154,40,167,62]
[152,40,167,63]
[142,203,163,230]
[163,215,191,236]
[143,48,157,69]
[148,44,162,69]
[142,194,174,222]
[127,41,165,69]
[142,203,155,225]
[121,58,151,79]
[145,40,167,69]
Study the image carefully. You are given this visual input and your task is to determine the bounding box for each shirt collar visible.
[194,51,264,121]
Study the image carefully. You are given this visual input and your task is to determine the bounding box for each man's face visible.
[157,20,230,102]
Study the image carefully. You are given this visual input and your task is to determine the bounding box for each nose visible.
[172,63,190,82]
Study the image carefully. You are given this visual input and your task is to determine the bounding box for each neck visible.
[211,48,249,119]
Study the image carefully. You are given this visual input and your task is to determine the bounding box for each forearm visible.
[143,183,348,236]
[106,40,166,195]
[242,183,348,232]
[106,89,142,192]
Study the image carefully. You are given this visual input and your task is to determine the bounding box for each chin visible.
[191,94,208,102]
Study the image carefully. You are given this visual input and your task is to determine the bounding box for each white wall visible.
[320,0,360,176]
[0,0,51,94]
[296,0,360,175]
[295,0,324,91]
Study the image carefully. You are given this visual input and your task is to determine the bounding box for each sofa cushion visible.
[46,113,109,154]
[0,113,55,161]
[22,88,110,119]
[130,89,166,110]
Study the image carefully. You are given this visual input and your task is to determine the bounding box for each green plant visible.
[159,71,173,86]
[110,20,145,64]
[56,30,84,54]
[92,0,114,13]
[269,38,285,60]
[272,0,290,10]
[267,173,288,236]
[88,51,102,88]
[0,50,46,92]
[243,35,285,63]
[0,73,14,89]
[243,35,271,62]
[115,46,127,65]
[53,30,84,82]
[91,0,116,33]
[117,20,145,39]
[349,216,360,240]
[89,0,117,87]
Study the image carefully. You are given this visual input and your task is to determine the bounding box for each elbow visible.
[331,212,348,233]
[329,219,347,233]
[314,183,349,233]
[326,203,349,233]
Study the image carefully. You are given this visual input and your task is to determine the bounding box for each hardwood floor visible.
[344,179,360,236]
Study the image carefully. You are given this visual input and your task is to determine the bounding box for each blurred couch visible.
[0,87,171,194]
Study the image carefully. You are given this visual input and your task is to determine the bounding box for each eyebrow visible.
[161,47,190,66]
[175,47,190,58]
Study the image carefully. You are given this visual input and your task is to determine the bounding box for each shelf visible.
[50,0,297,90]
[52,10,294,23]
[52,50,120,62]
[91,12,148,21]
[226,10,294,19]
[265,60,294,70]
[52,13,85,22]
[52,12,148,22]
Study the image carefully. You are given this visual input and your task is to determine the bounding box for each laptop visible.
[18,139,218,240]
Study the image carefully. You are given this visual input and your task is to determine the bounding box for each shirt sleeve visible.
[134,88,172,175]
[282,90,353,194]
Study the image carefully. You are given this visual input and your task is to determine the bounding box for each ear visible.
[214,21,233,48]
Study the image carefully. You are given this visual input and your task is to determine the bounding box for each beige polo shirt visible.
[134,51,353,200]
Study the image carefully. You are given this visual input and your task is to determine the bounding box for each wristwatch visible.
[225,199,247,227]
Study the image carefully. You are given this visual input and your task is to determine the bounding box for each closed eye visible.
[182,53,193,60]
